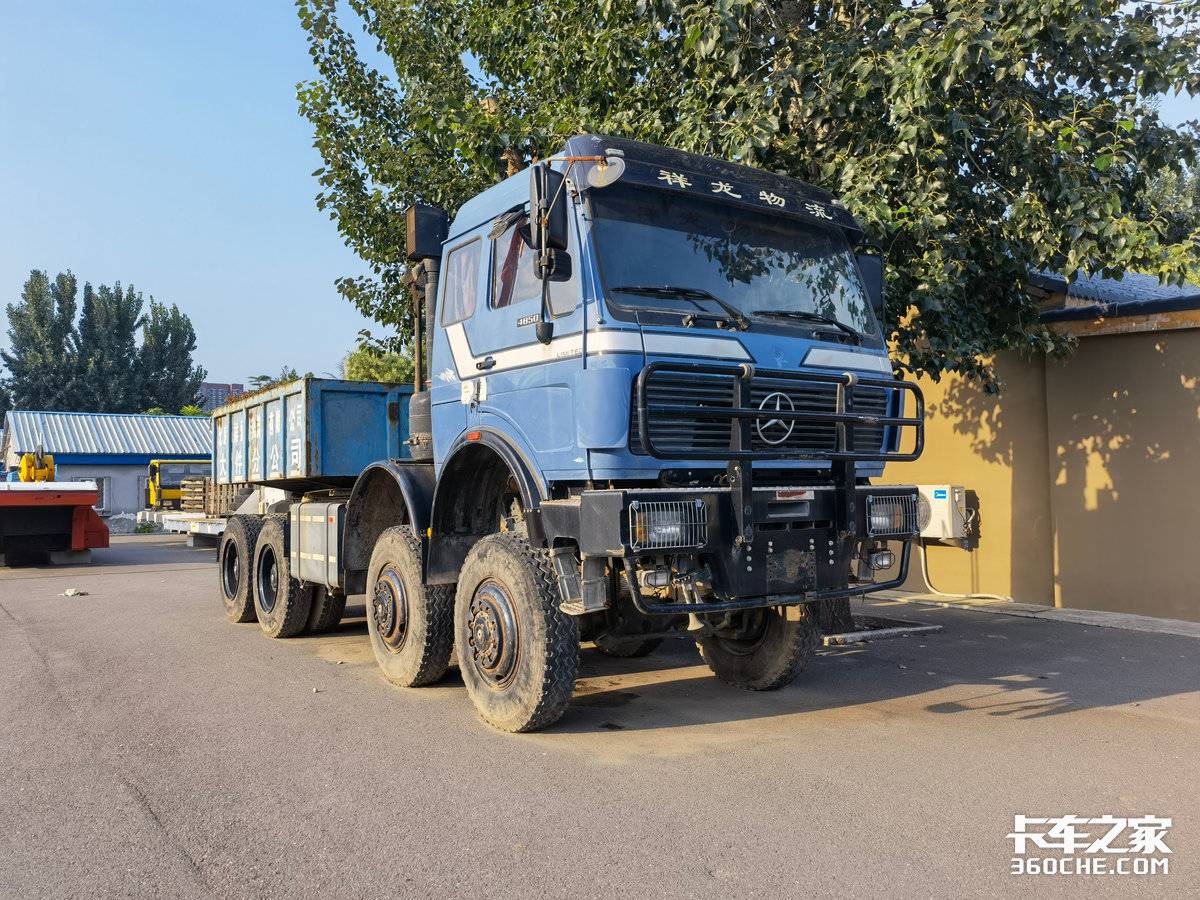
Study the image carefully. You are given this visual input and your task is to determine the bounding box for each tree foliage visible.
[1,270,81,409]
[298,0,1200,385]
[1,270,206,412]
[1136,165,1200,276]
[139,300,207,413]
[248,366,304,390]
[75,282,144,412]
[342,341,414,383]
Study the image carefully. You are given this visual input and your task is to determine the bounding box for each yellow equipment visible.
[18,446,55,482]
[147,459,211,509]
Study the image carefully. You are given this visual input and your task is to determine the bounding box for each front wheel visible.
[696,605,820,691]
[454,534,579,732]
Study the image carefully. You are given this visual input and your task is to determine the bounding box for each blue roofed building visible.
[0,411,211,516]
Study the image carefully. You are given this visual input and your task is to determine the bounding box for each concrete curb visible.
[865,591,1200,639]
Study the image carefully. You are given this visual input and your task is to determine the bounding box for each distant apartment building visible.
[197,382,244,412]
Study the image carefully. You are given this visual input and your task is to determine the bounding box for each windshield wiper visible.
[751,309,861,343]
[611,285,750,331]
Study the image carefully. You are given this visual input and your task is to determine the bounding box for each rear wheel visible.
[253,515,312,639]
[218,515,261,623]
[365,526,454,687]
[305,585,347,634]
[454,534,579,732]
[696,605,820,691]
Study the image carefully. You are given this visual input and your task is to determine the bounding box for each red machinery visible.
[0,481,110,565]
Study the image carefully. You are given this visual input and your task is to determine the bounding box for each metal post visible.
[728,364,755,547]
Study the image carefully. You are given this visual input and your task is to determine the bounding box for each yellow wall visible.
[882,353,1056,604]
[880,328,1200,622]
[1044,330,1200,621]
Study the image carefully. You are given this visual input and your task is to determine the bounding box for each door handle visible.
[476,356,496,370]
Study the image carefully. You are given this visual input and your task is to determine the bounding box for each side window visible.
[492,215,542,309]
[440,240,481,325]
[489,213,578,317]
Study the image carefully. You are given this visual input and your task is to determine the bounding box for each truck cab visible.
[214,135,924,733]
[147,459,211,510]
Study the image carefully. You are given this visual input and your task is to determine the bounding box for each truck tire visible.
[305,586,347,634]
[365,526,454,687]
[252,514,312,639]
[815,597,855,635]
[696,605,820,691]
[218,515,261,623]
[454,534,579,732]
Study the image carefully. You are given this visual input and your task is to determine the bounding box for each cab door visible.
[431,233,487,461]
[461,208,584,475]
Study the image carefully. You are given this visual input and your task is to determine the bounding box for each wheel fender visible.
[343,461,435,595]
[431,428,547,525]
[425,430,548,585]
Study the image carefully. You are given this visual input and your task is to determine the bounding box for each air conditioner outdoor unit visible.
[916,484,967,541]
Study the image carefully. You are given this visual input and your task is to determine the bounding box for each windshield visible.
[159,463,208,487]
[589,185,878,337]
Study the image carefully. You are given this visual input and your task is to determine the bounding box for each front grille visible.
[631,373,891,457]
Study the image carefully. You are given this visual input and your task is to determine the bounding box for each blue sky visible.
[0,2,374,384]
[1,4,1197,385]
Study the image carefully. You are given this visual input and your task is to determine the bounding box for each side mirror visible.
[529,164,569,251]
[536,248,572,283]
[856,252,885,321]
[531,163,572,344]
[405,204,450,261]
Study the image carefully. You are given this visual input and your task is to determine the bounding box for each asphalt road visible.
[1,535,1197,898]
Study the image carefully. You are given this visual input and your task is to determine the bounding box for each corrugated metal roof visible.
[2,410,211,457]
[1032,270,1200,322]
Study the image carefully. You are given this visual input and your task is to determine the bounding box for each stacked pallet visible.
[206,480,252,517]
[180,477,208,512]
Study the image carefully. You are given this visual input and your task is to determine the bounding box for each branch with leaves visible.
[297,0,1200,387]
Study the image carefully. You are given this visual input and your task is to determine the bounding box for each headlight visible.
[866,495,918,537]
[629,499,708,551]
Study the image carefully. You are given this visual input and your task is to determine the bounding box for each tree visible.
[297,0,1200,386]
[342,342,414,384]
[2,270,83,409]
[138,300,207,412]
[1136,166,1200,279]
[248,366,303,390]
[179,404,206,416]
[74,281,144,411]
[2,270,207,413]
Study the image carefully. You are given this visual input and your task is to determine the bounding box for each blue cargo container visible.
[211,378,412,490]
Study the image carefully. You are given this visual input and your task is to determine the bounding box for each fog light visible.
[869,509,897,534]
[866,494,919,537]
[867,548,895,571]
[629,499,708,551]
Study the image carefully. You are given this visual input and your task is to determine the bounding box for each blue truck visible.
[213,134,925,732]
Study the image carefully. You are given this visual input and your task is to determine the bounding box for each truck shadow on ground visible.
[311,603,1200,736]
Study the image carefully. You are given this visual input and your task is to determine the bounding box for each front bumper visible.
[543,484,920,615]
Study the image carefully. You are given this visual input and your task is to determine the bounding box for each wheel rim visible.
[257,545,279,613]
[220,544,240,601]
[466,579,520,687]
[372,565,408,653]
